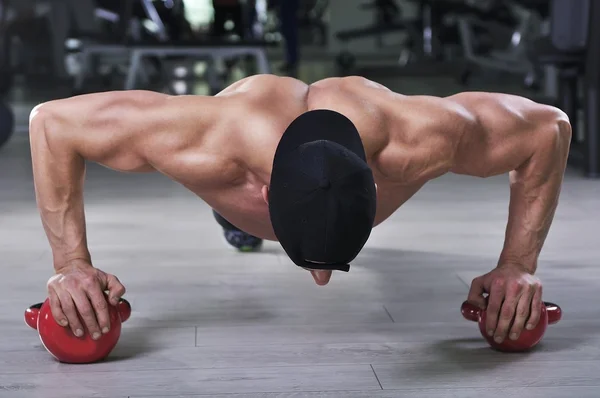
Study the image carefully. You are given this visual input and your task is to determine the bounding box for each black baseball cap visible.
[269,109,377,272]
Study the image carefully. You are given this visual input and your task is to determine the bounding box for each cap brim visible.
[273,109,366,164]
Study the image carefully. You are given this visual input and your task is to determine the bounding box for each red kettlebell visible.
[24,296,131,364]
[461,300,562,352]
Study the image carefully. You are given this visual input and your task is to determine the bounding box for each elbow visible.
[535,113,572,168]
[546,106,572,144]
[29,102,60,143]
[29,104,48,145]
[556,117,572,149]
[538,107,572,156]
[552,111,572,156]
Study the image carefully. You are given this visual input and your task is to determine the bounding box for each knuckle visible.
[517,307,529,318]
[82,276,97,288]
[95,299,108,311]
[82,314,96,326]
[492,278,505,288]
[60,299,75,311]
[79,307,93,318]
[508,280,524,291]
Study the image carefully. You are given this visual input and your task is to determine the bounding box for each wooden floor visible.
[1,115,600,397]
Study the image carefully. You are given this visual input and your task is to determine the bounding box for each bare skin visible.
[29,74,571,344]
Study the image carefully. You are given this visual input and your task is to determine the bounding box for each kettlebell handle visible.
[24,298,131,330]
[117,298,132,323]
[24,302,43,330]
[461,301,562,325]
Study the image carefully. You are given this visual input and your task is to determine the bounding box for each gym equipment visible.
[212,0,249,40]
[0,101,15,149]
[336,0,403,42]
[456,0,547,86]
[0,0,13,95]
[531,0,599,178]
[583,0,600,178]
[335,0,418,73]
[24,297,131,364]
[96,0,182,43]
[122,42,271,92]
[68,0,272,93]
[1,0,55,80]
[298,0,329,46]
[461,300,562,352]
[334,0,470,76]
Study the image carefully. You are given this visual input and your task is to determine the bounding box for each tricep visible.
[447,93,569,178]
[31,91,172,173]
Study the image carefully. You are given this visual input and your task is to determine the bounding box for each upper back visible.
[216,75,453,182]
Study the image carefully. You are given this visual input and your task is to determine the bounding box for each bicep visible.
[446,92,565,177]
[39,90,171,172]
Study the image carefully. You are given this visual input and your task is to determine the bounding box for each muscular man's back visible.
[169,75,452,236]
[31,74,566,243]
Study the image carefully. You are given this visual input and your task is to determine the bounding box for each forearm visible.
[30,111,91,270]
[499,119,572,272]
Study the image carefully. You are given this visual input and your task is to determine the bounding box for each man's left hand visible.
[467,264,542,343]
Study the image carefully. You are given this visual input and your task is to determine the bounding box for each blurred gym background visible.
[0,0,597,177]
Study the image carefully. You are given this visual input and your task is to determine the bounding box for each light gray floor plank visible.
[3,332,600,375]
[128,387,600,398]
[0,325,195,352]
[0,365,380,396]
[373,360,600,389]
[192,318,599,347]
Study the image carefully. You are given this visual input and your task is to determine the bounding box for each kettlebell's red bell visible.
[24,297,131,364]
[461,300,561,352]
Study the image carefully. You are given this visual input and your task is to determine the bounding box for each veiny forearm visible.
[30,113,91,270]
[499,120,572,273]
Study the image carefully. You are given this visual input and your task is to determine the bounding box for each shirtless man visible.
[29,74,571,346]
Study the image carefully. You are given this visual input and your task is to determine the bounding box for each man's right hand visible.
[47,260,126,340]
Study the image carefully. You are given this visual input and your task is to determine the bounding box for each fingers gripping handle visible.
[24,298,131,330]
[461,301,563,324]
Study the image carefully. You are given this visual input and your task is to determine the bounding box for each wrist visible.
[53,252,92,272]
[497,256,537,274]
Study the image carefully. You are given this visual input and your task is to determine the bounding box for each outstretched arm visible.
[30,90,236,338]
[350,85,570,342]
[442,92,571,344]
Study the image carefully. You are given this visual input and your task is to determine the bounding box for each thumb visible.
[467,276,487,309]
[98,271,125,305]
